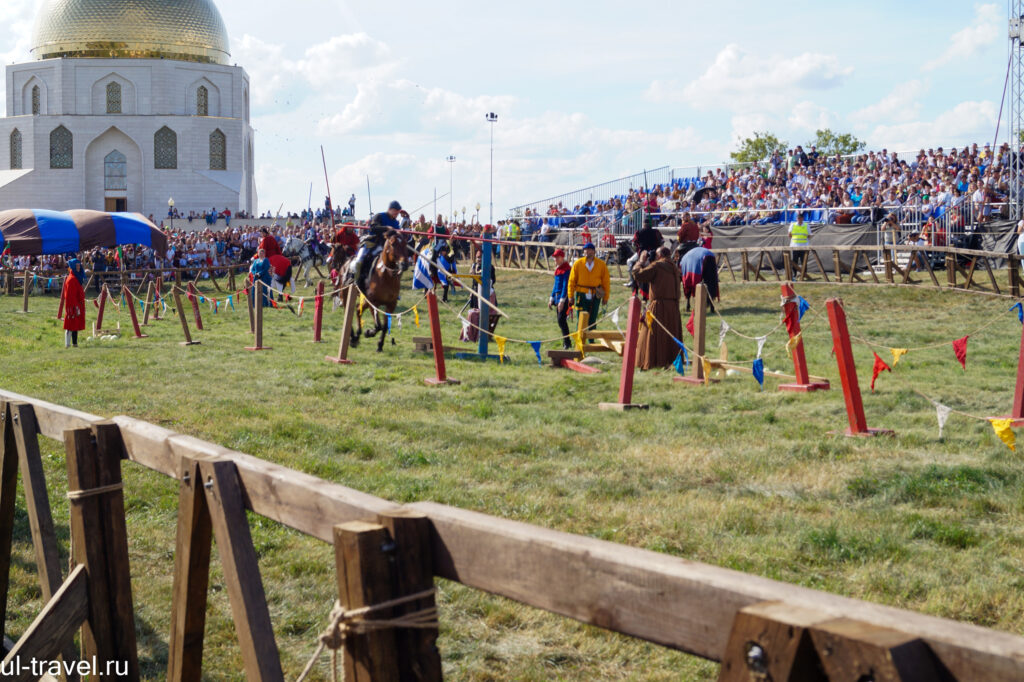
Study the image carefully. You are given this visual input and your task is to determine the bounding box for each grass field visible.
[2,270,1023,680]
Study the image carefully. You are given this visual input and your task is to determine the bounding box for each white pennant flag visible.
[719,321,730,348]
[396,314,403,328]
[756,335,767,358]
[934,402,952,438]
[611,308,620,326]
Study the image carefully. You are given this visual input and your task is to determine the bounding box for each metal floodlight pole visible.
[1011,1,1024,219]
[480,112,498,359]
[487,112,497,226]
[446,155,456,226]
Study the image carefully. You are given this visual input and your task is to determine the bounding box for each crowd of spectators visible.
[516,142,1016,234]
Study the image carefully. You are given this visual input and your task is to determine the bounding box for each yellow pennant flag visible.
[570,331,584,357]
[989,418,1016,451]
[495,335,507,363]
[891,348,908,366]
[359,293,366,307]
[701,356,712,386]
[786,331,802,357]
[413,306,420,328]
[645,310,653,329]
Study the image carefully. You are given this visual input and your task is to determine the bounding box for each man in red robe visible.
[62,262,86,347]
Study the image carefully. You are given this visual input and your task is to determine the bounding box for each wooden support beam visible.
[740,252,750,282]
[1009,255,1020,298]
[810,250,829,283]
[719,601,829,682]
[0,402,18,644]
[1,565,89,682]
[964,257,978,290]
[198,459,283,682]
[335,522,400,682]
[167,458,214,682]
[832,250,843,283]
[809,618,952,681]
[982,256,1001,294]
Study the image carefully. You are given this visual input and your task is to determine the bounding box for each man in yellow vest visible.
[568,242,611,330]
[788,211,811,278]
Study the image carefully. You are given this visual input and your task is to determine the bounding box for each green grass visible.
[2,273,1024,680]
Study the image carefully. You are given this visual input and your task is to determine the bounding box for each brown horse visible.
[351,232,410,352]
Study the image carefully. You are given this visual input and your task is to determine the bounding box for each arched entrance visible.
[85,127,142,213]
[104,150,127,212]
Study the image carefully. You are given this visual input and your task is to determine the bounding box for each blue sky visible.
[0,1,1007,218]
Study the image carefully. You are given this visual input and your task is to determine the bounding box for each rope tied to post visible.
[295,587,438,682]
[66,481,124,501]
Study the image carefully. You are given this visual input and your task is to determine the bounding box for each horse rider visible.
[349,200,402,291]
[258,226,282,259]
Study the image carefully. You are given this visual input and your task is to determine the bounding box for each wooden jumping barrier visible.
[599,294,647,410]
[675,283,716,385]
[122,285,148,339]
[424,289,459,386]
[172,290,200,346]
[186,282,204,331]
[325,284,357,365]
[3,390,1024,679]
[825,298,893,437]
[142,282,155,326]
[245,282,271,352]
[312,281,324,343]
[19,272,31,313]
[778,283,829,392]
[93,284,110,336]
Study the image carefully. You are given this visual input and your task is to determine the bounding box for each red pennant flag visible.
[270,299,279,309]
[285,293,291,302]
[952,336,968,371]
[686,310,694,337]
[870,352,890,391]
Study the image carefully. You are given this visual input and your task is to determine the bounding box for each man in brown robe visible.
[633,246,683,370]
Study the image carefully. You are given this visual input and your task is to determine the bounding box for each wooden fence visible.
[2,388,1024,680]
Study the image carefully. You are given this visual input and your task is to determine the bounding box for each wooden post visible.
[740,251,750,281]
[1010,255,1020,298]
[599,295,647,410]
[334,522,401,682]
[782,252,793,282]
[424,289,459,385]
[778,284,829,393]
[4,269,12,295]
[882,248,895,283]
[175,268,182,286]
[198,459,284,682]
[56,275,67,320]
[153,276,163,320]
[94,284,109,336]
[825,299,893,437]
[167,458,213,682]
[64,424,141,680]
[0,403,19,645]
[187,281,204,331]
[675,284,715,385]
[142,281,154,326]
[326,284,357,364]
[245,281,271,351]
[313,281,325,343]
[123,285,148,339]
[20,270,31,313]
[376,510,443,682]
[173,289,200,346]
[246,283,256,334]
[832,250,843,283]
[228,266,236,293]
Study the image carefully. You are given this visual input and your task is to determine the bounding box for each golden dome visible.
[31,0,230,65]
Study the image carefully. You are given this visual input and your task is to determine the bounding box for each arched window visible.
[10,129,22,170]
[49,125,72,169]
[104,150,126,190]
[31,86,40,115]
[196,86,208,116]
[106,82,122,114]
[154,126,177,169]
[209,129,226,170]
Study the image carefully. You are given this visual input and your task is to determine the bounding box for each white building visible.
[0,0,256,221]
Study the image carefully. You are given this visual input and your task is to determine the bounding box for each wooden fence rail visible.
[2,388,1024,680]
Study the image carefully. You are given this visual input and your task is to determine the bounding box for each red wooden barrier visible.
[313,281,324,343]
[825,298,893,437]
[187,282,204,331]
[325,284,356,365]
[93,284,109,335]
[600,295,648,410]
[779,284,829,392]
[122,285,148,339]
[424,289,459,386]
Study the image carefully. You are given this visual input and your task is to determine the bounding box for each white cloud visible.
[231,35,293,107]
[788,101,836,132]
[924,4,1000,71]
[849,80,928,125]
[866,100,998,150]
[730,113,772,143]
[0,0,36,117]
[294,33,395,85]
[680,44,852,111]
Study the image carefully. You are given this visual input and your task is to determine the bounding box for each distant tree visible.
[730,132,788,164]
[808,129,866,158]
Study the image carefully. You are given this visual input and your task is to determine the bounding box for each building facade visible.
[0,0,256,220]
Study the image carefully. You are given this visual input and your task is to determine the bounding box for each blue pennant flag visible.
[672,351,686,375]
[1012,302,1023,324]
[47,278,53,288]
[797,296,810,321]
[530,341,542,366]
[386,314,392,331]
[752,358,765,389]
[199,296,205,304]
[674,338,689,365]
[228,295,234,310]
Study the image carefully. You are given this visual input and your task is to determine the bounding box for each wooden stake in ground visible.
[599,294,647,410]
[675,283,715,385]
[20,270,30,313]
[142,281,155,326]
[825,298,892,437]
[93,284,110,336]
[313,281,325,343]
[187,282,204,331]
[173,289,200,346]
[123,285,148,339]
[246,283,255,334]
[245,281,271,351]
[424,289,459,385]
[778,283,828,393]
[325,284,357,364]
[153,276,163,321]
[56,275,66,320]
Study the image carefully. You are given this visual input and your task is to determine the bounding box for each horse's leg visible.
[351,301,362,347]
[376,310,387,352]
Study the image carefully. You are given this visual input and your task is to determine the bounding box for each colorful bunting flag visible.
[611,308,620,327]
[297,298,305,317]
[228,295,234,311]
[386,314,392,331]
[890,348,908,367]
[570,331,584,356]
[952,336,968,371]
[786,332,802,357]
[530,341,542,365]
[718,321,730,348]
[933,401,952,438]
[752,358,764,389]
[413,306,420,328]
[672,351,686,375]
[797,295,810,321]
[870,352,891,391]
[701,356,712,385]
[989,418,1016,451]
[686,311,694,337]
[674,338,689,364]
[645,310,653,329]
[495,335,507,363]
[1012,302,1023,324]
[756,335,767,358]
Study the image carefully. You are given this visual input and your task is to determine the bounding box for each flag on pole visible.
[413,247,434,290]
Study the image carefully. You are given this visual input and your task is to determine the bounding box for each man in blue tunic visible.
[349,200,402,291]
[249,248,272,307]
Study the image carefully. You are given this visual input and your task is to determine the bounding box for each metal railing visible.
[507,166,671,218]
